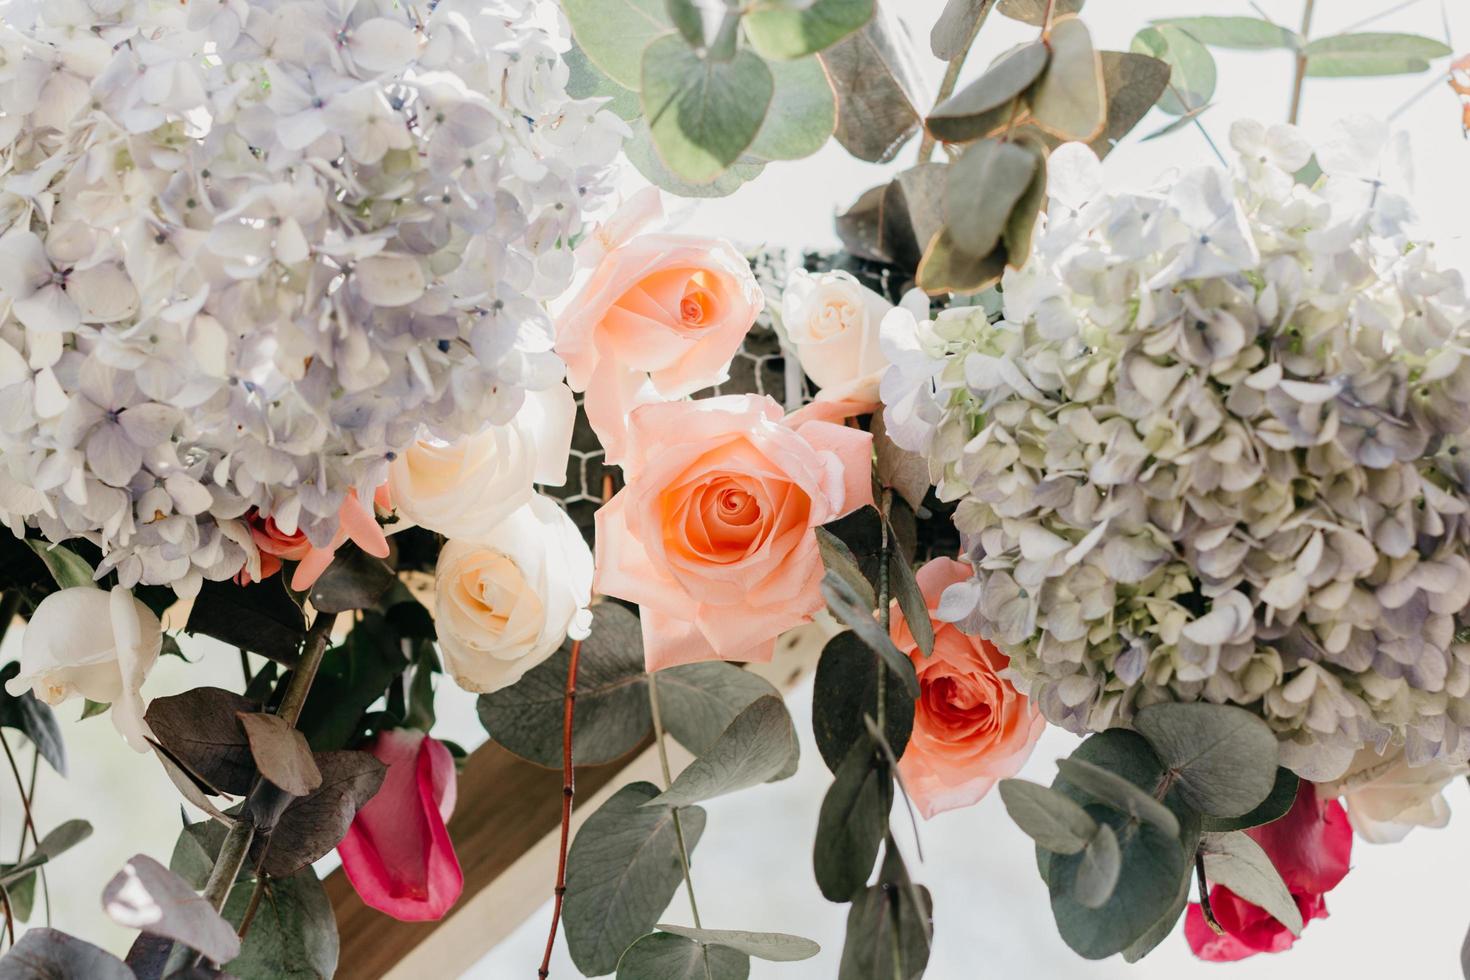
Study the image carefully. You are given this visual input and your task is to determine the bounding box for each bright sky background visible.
[4,1,1470,978]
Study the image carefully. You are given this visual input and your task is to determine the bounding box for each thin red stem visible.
[537,638,581,979]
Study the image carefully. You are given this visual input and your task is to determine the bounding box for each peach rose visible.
[554,192,763,465]
[892,558,1046,819]
[595,394,872,670]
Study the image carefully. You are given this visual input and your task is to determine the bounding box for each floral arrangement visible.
[0,0,1465,978]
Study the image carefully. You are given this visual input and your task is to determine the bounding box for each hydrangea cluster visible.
[0,0,624,594]
[883,120,1470,780]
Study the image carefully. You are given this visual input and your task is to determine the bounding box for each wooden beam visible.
[326,626,824,978]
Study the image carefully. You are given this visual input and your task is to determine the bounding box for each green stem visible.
[917,0,996,162]
[876,489,893,736]
[276,612,340,727]
[647,672,703,929]
[1287,0,1316,124]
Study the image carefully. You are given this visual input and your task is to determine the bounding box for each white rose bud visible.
[1325,746,1467,844]
[387,384,576,540]
[7,586,161,752]
[434,494,593,694]
[781,270,894,402]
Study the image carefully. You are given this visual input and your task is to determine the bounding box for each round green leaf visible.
[1071,823,1121,909]
[744,0,874,61]
[1199,831,1303,935]
[916,227,1006,296]
[746,56,836,162]
[654,926,819,962]
[616,932,750,980]
[996,0,1082,26]
[1134,701,1280,818]
[624,121,764,198]
[1131,25,1216,115]
[945,138,1038,256]
[1304,33,1451,78]
[998,778,1098,855]
[814,736,886,902]
[646,696,799,808]
[1152,16,1300,50]
[642,36,774,184]
[926,40,1049,144]
[657,660,781,760]
[1201,768,1299,833]
[1054,758,1180,839]
[812,631,915,773]
[566,43,641,120]
[563,0,671,90]
[1028,16,1105,141]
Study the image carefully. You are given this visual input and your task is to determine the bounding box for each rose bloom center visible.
[666,474,772,564]
[924,671,1000,742]
[808,293,862,341]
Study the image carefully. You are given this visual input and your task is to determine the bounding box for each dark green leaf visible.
[814,736,886,902]
[252,750,386,878]
[296,614,406,752]
[819,5,927,163]
[1121,863,1190,963]
[145,687,259,796]
[915,227,1006,296]
[838,847,932,980]
[1131,25,1216,115]
[816,527,876,610]
[647,696,799,807]
[996,0,1082,26]
[746,56,836,161]
[222,869,338,980]
[0,819,92,885]
[4,871,34,923]
[812,631,915,774]
[562,0,671,89]
[169,820,233,891]
[1153,16,1299,50]
[931,0,990,60]
[746,0,874,60]
[1199,831,1302,935]
[1070,823,1121,909]
[564,782,707,977]
[1201,768,1299,832]
[666,0,706,48]
[566,42,642,120]
[24,540,95,590]
[1029,16,1104,141]
[657,661,781,760]
[0,928,133,980]
[478,602,651,768]
[655,926,819,961]
[0,662,66,776]
[615,932,750,980]
[1054,758,1180,838]
[1134,701,1279,817]
[926,40,1048,144]
[186,577,305,666]
[1304,33,1449,77]
[642,36,774,183]
[997,778,1098,854]
[819,572,919,699]
[307,546,395,614]
[945,138,1038,257]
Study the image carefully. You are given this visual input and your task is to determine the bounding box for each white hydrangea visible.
[885,120,1470,781]
[0,0,625,595]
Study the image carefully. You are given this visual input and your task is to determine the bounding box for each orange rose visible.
[892,558,1046,819]
[554,191,763,465]
[595,394,871,670]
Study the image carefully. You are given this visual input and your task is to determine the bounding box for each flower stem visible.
[918,0,996,162]
[876,489,893,739]
[1288,0,1317,124]
[1195,852,1225,936]
[647,672,703,929]
[537,639,582,979]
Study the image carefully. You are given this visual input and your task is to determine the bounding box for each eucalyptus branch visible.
[537,638,583,980]
[919,0,996,162]
[648,672,703,929]
[1,735,49,927]
[1288,0,1317,124]
[1194,852,1225,936]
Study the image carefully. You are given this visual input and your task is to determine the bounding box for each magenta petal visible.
[338,731,464,922]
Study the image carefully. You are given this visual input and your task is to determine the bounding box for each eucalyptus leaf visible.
[145,687,259,796]
[561,0,671,89]
[0,819,92,885]
[744,0,874,60]
[945,138,1037,257]
[103,854,241,965]
[872,412,930,513]
[1131,25,1216,115]
[186,576,305,666]
[816,527,876,609]
[1201,768,1299,833]
[1121,863,1190,963]
[931,0,991,60]
[995,0,1081,26]
[307,545,395,614]
[1070,823,1121,909]
[566,42,641,120]
[1134,701,1279,818]
[1199,831,1303,935]
[927,40,1047,145]
[1029,16,1104,141]
[657,661,781,760]
[296,612,407,752]
[478,602,651,768]
[838,847,932,980]
[819,5,928,163]
[1153,16,1299,50]
[819,572,919,698]
[0,928,133,980]
[625,121,766,197]
[238,712,322,797]
[747,56,836,161]
[642,36,774,184]
[1089,51,1172,157]
[647,696,799,807]
[615,932,750,980]
[665,0,705,48]
[24,540,95,589]
[1304,33,1450,77]
[565,782,707,977]
[814,736,886,902]
[222,869,338,980]
[655,926,819,962]
[887,549,933,658]
[1054,758,1180,839]
[251,750,386,878]
[997,778,1098,854]
[916,227,1006,296]
[812,631,915,773]
[0,662,66,776]
[1003,137,1047,262]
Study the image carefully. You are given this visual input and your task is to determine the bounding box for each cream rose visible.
[782,270,912,403]
[434,493,593,694]
[1324,746,1467,844]
[7,586,161,752]
[387,384,575,540]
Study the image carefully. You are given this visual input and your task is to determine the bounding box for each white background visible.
[4,1,1470,979]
